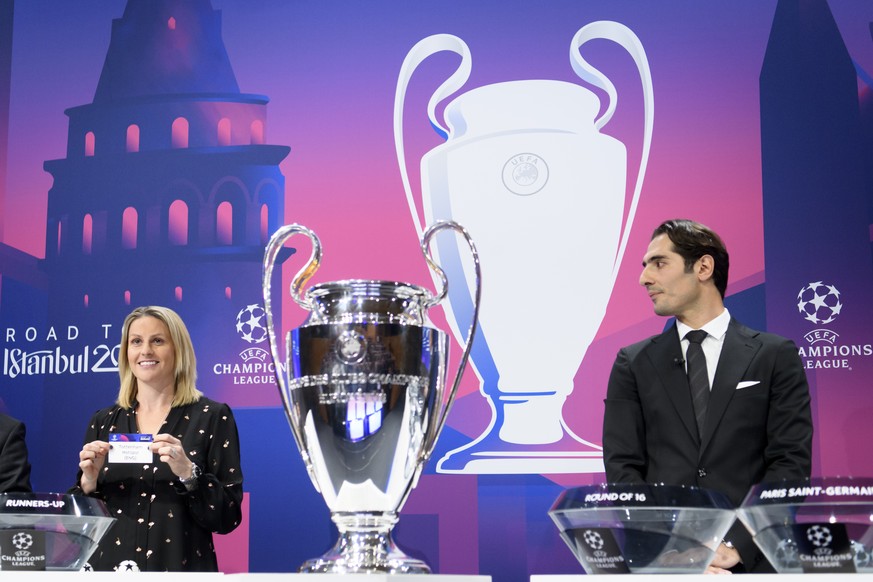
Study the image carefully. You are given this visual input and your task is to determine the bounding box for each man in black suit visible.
[0,412,33,493]
[603,219,812,573]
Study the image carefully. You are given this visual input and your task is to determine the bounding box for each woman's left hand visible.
[152,433,196,480]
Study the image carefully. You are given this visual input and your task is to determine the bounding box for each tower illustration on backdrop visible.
[36,0,290,486]
[44,0,290,313]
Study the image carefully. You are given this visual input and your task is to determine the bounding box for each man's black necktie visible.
[685,329,710,439]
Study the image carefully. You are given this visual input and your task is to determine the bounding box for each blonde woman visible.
[72,306,243,571]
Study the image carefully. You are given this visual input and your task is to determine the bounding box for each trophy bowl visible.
[0,492,115,571]
[548,483,736,574]
[262,221,480,573]
[738,477,873,573]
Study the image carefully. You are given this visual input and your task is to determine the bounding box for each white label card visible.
[108,433,154,464]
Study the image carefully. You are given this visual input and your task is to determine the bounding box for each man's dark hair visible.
[652,219,729,299]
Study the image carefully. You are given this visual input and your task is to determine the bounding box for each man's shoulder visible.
[620,326,676,359]
[728,319,795,347]
[0,413,23,435]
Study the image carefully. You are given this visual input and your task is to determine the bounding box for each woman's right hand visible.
[78,440,109,494]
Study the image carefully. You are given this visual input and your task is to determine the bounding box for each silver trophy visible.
[262,221,480,573]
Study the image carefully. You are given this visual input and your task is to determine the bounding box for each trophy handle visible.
[419,220,481,459]
[262,224,323,476]
[570,21,654,287]
[264,223,322,312]
[394,33,471,238]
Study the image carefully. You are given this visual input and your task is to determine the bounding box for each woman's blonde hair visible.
[117,306,202,409]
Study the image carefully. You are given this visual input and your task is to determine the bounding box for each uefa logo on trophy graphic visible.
[394,21,654,473]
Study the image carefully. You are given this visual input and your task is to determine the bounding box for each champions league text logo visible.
[577,528,626,571]
[792,525,871,571]
[797,524,855,569]
[211,304,278,386]
[0,530,46,570]
[795,281,872,370]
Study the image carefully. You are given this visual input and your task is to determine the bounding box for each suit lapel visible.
[699,319,762,454]
[646,323,700,443]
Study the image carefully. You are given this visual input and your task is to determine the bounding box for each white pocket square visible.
[736,381,760,390]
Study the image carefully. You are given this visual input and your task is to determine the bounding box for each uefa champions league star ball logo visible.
[852,540,873,568]
[583,530,604,550]
[796,279,872,370]
[11,531,33,550]
[215,303,276,387]
[806,525,833,548]
[797,282,842,325]
[235,304,268,344]
[116,560,140,572]
[852,541,872,569]
[775,539,800,568]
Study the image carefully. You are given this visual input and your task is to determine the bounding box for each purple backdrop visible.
[2,1,873,580]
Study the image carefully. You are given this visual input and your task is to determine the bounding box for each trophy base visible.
[437,424,604,475]
[300,515,431,574]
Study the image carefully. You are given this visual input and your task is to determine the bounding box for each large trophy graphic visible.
[394,21,653,473]
[262,221,480,573]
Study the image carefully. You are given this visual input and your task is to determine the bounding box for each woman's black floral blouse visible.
[70,397,243,571]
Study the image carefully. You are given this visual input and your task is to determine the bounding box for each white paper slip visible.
[108,433,154,464]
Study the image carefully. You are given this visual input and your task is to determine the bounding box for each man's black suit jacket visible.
[603,318,813,571]
[0,413,33,493]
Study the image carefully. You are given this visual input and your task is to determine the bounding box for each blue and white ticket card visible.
[108,433,154,464]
